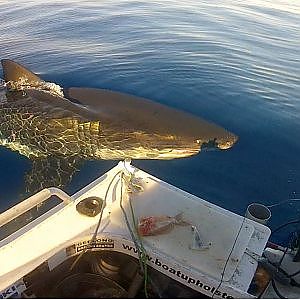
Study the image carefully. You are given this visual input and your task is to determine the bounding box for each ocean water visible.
[0,0,299,244]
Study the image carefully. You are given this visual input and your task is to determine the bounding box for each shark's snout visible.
[216,133,239,150]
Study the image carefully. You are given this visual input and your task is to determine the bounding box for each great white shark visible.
[0,59,238,193]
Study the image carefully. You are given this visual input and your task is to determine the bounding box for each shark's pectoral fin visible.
[24,156,82,194]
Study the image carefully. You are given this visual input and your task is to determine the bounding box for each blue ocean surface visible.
[0,0,299,244]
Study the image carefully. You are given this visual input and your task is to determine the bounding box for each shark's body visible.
[0,59,238,193]
[0,90,200,160]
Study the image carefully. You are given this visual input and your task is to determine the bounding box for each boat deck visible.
[0,161,271,298]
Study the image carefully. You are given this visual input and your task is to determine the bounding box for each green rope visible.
[70,167,150,297]
[120,172,149,298]
[127,188,149,298]
[70,170,122,271]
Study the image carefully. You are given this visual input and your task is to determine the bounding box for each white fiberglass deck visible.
[114,179,255,282]
[0,161,271,297]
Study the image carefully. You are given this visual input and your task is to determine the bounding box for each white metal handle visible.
[0,187,72,227]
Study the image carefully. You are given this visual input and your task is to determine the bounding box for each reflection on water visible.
[0,0,299,243]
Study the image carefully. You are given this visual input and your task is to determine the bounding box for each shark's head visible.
[141,133,237,159]
[91,121,238,160]
[66,87,238,160]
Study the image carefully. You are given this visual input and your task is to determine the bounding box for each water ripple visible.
[0,0,300,227]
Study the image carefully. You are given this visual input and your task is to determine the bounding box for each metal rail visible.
[0,187,72,227]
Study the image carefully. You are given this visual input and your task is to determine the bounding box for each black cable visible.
[271,279,286,299]
[262,251,300,289]
[264,231,300,294]
[252,226,300,298]
[279,247,288,265]
[257,280,270,299]
[288,269,300,278]
[212,217,246,298]
[290,279,300,288]
[271,220,300,236]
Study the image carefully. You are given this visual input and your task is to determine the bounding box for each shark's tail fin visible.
[1,59,43,85]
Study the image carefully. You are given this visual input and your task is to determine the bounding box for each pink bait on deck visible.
[138,213,189,236]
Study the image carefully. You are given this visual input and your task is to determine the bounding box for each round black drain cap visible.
[76,196,104,217]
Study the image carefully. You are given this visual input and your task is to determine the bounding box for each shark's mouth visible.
[156,147,200,159]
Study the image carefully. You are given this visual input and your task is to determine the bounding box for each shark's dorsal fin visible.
[1,59,44,84]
